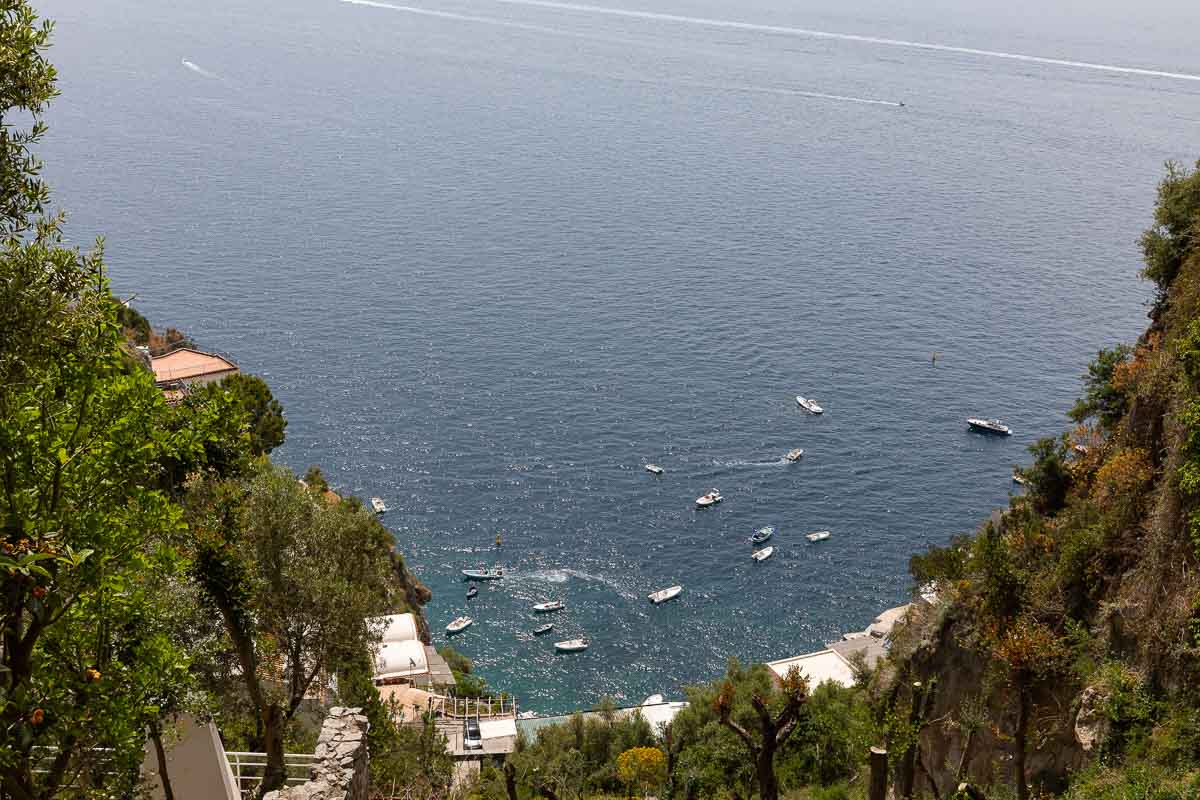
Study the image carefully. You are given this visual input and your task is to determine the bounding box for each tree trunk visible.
[868,747,888,800]
[756,742,780,800]
[1014,682,1029,800]
[150,720,177,800]
[256,703,288,798]
[503,762,519,800]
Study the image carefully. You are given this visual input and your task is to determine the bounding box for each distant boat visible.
[446,616,473,634]
[785,448,804,462]
[645,464,664,475]
[1012,472,1029,486]
[696,489,723,507]
[533,623,554,636]
[370,497,389,514]
[466,585,479,599]
[751,546,774,562]
[648,585,682,604]
[1073,444,1089,455]
[517,710,540,719]
[750,526,774,545]
[533,600,564,613]
[461,567,505,580]
[555,638,589,653]
[806,530,831,543]
[967,418,1012,436]
[796,396,824,414]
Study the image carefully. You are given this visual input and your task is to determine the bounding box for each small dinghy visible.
[806,530,831,543]
[533,623,554,636]
[466,585,478,599]
[751,546,774,562]
[461,567,505,580]
[533,600,564,613]
[967,418,1012,436]
[750,526,774,545]
[555,638,589,653]
[785,448,804,462]
[696,489,723,507]
[796,396,824,414]
[648,585,682,604]
[645,464,664,475]
[370,497,389,514]
[446,616,473,634]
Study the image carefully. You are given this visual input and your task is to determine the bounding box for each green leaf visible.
[57,447,68,464]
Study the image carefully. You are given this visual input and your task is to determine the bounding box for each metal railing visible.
[224,751,322,798]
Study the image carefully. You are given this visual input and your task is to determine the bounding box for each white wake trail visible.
[473,0,1200,84]
[181,59,220,80]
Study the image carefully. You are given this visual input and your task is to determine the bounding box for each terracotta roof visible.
[150,348,238,384]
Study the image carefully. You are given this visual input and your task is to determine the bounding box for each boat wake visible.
[181,59,220,80]
[713,458,789,468]
[474,0,1200,83]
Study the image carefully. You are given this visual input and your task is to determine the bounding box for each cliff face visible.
[886,163,1200,795]
[389,550,433,644]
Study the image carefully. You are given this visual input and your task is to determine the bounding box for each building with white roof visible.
[368,613,454,688]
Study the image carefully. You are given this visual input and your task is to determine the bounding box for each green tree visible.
[1022,436,1072,516]
[191,374,287,457]
[1141,160,1200,299]
[1069,345,1132,430]
[715,663,810,800]
[616,746,667,798]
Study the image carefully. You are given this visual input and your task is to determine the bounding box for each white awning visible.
[374,639,428,680]
[370,613,420,644]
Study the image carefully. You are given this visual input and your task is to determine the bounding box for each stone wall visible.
[263,707,370,800]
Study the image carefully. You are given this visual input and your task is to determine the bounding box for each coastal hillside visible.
[888,161,1200,798]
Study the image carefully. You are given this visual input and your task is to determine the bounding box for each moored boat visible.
[1012,472,1029,486]
[645,464,664,475]
[370,497,389,514]
[751,546,774,562]
[806,530,831,543]
[696,489,723,507]
[796,396,824,414]
[466,585,478,599]
[533,600,564,613]
[785,448,804,462]
[533,623,554,636]
[967,417,1012,436]
[446,616,473,634]
[750,526,774,545]
[555,638,589,653]
[461,567,505,580]
[648,585,682,604]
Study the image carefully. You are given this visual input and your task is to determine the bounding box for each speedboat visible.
[466,585,478,599]
[785,448,804,462]
[446,616,473,634]
[554,638,589,653]
[533,600,564,613]
[696,489,723,507]
[648,585,682,604]
[751,546,774,562]
[645,464,664,475]
[461,567,505,580]
[806,530,831,543]
[967,418,1012,436]
[796,396,824,414]
[750,526,774,545]
[370,497,388,514]
[533,623,554,636]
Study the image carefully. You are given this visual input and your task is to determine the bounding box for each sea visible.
[37,0,1200,713]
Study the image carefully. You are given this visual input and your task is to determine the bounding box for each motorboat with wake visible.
[967,418,1012,436]
[461,567,505,580]
[696,489,723,507]
[785,448,804,462]
[750,526,774,545]
[648,585,682,604]
[446,616,473,634]
[751,546,774,562]
[796,396,824,414]
[806,530,831,543]
[533,600,564,613]
[645,464,664,475]
[555,638,589,653]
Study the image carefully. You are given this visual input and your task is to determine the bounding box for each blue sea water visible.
[36,0,1200,712]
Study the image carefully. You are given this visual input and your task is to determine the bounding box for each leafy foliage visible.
[1069,345,1133,430]
[1141,160,1200,300]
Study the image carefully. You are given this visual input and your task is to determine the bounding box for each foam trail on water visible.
[473,0,1200,83]
[181,59,219,79]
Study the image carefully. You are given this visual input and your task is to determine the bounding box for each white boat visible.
[967,418,1012,436]
[461,567,505,580]
[645,464,664,475]
[533,623,554,636]
[446,616,473,634]
[370,497,389,514]
[806,530,831,543]
[751,546,774,562]
[1012,472,1029,486]
[555,638,589,653]
[517,710,540,720]
[785,448,804,462]
[696,489,723,507]
[648,585,682,604]
[796,396,824,414]
[750,526,774,544]
[533,600,564,613]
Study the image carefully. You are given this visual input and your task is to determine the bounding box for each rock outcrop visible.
[263,707,370,800]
